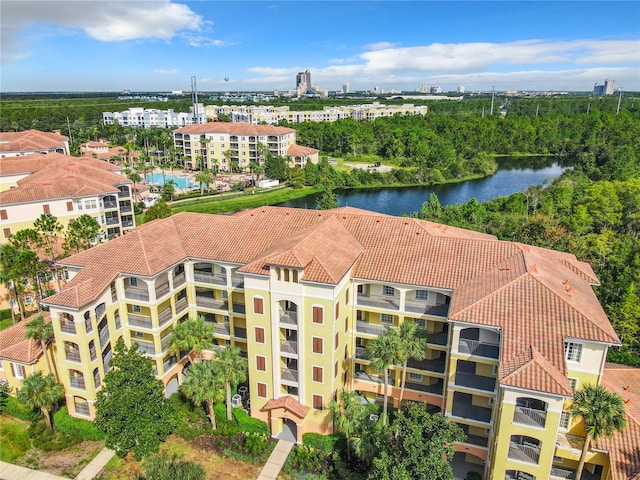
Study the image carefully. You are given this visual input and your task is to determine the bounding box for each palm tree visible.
[25,315,54,375]
[168,316,214,363]
[180,360,225,431]
[17,371,64,429]
[195,170,213,196]
[366,328,402,427]
[214,346,247,421]
[330,389,366,461]
[397,321,427,407]
[570,384,627,480]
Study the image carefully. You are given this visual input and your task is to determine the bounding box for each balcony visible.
[354,370,384,384]
[234,327,247,339]
[160,334,173,353]
[70,377,86,390]
[214,323,231,336]
[175,297,188,312]
[136,341,156,355]
[128,314,153,329]
[457,338,500,359]
[66,351,81,362]
[405,379,444,395]
[550,467,576,480]
[118,190,130,198]
[356,320,387,336]
[60,322,76,334]
[451,397,493,423]
[158,307,173,327]
[427,329,449,346]
[119,203,132,213]
[103,200,117,209]
[105,216,120,226]
[195,295,227,310]
[232,303,245,314]
[513,406,547,428]
[408,356,446,374]
[163,356,178,372]
[281,340,298,355]
[508,442,540,465]
[155,283,170,298]
[231,277,244,288]
[173,272,186,287]
[457,425,489,448]
[194,270,226,285]
[355,346,367,359]
[357,294,399,311]
[125,289,149,302]
[281,368,298,383]
[99,327,110,349]
[404,300,449,317]
[95,304,106,319]
[280,311,297,326]
[454,371,496,392]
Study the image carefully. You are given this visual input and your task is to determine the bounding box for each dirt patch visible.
[36,441,104,478]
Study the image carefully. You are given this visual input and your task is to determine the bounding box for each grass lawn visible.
[0,416,30,462]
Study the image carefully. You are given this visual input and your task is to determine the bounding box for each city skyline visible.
[1,1,639,93]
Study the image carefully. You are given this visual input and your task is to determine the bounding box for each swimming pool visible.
[145,172,194,189]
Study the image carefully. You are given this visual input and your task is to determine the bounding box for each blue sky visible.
[1,1,639,93]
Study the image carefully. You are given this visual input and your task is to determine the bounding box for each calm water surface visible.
[278,158,567,216]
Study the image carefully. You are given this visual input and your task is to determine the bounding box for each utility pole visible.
[490,86,496,116]
[616,89,622,115]
[191,76,200,124]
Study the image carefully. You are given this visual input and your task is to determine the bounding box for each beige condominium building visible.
[41,206,638,480]
[172,122,319,172]
[0,130,69,158]
[0,153,135,243]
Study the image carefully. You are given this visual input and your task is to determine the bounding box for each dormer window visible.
[564,341,583,362]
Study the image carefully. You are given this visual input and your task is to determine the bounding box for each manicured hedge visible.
[53,407,104,440]
[3,396,43,422]
[232,408,270,435]
[302,433,346,454]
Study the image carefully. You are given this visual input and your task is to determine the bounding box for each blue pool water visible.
[145,172,194,189]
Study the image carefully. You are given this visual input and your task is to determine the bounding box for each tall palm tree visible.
[330,389,366,461]
[168,316,214,363]
[397,321,427,407]
[570,384,627,480]
[25,315,54,375]
[214,346,247,421]
[17,371,64,429]
[180,360,225,431]
[366,329,402,427]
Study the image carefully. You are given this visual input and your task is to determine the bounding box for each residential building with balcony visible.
[0,129,69,158]
[171,122,318,172]
[102,107,204,128]
[41,206,637,479]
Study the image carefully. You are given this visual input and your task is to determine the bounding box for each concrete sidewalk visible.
[0,447,114,480]
[256,439,294,480]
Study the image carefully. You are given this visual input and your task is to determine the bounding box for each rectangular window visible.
[312,337,323,354]
[312,394,324,411]
[312,366,323,383]
[564,342,583,362]
[334,361,339,378]
[415,290,429,300]
[3,228,11,239]
[380,314,394,324]
[335,302,339,319]
[345,316,349,333]
[0,210,7,220]
[312,306,323,324]
[569,377,578,392]
[130,277,138,287]
[408,372,423,381]
[11,363,25,379]
[345,288,349,304]
[66,201,73,212]
[253,297,264,315]
[132,305,141,313]
[413,318,426,329]
[559,411,571,430]
[256,355,266,372]
[255,327,265,344]
[257,382,267,398]
[335,332,339,350]
[43,204,50,214]
[24,296,33,305]
[0,360,3,371]
[133,331,144,338]
[382,285,395,296]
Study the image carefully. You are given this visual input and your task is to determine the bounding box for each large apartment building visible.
[41,207,637,480]
[172,122,318,172]
[0,153,135,242]
[0,130,69,158]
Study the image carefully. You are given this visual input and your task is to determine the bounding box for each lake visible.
[278,157,568,216]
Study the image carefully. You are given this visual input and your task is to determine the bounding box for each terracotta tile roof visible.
[0,313,51,364]
[261,395,310,419]
[0,130,68,153]
[44,206,620,398]
[0,152,119,176]
[287,144,319,156]
[173,122,296,136]
[0,155,129,205]
[594,365,640,480]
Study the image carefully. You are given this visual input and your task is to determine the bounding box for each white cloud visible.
[1,0,207,63]
[363,41,400,51]
[154,69,178,75]
[180,33,235,48]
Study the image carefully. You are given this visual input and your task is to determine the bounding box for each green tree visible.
[570,384,627,480]
[396,322,427,407]
[0,243,28,319]
[162,179,177,201]
[144,198,173,222]
[288,167,306,188]
[264,155,289,180]
[33,213,64,290]
[17,371,64,430]
[25,315,54,375]
[195,170,214,196]
[330,388,367,461]
[63,214,101,254]
[0,381,10,414]
[180,360,225,431]
[95,339,176,459]
[366,329,402,427]
[168,316,214,363]
[143,453,206,480]
[369,402,465,480]
[214,345,247,421]
[126,170,142,201]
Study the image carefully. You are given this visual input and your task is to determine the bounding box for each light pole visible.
[616,88,623,115]
[490,86,496,116]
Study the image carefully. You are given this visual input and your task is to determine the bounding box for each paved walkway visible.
[0,448,114,480]
[256,439,294,480]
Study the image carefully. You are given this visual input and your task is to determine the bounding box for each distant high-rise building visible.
[416,85,430,93]
[430,86,443,94]
[294,70,328,98]
[593,79,615,96]
[457,86,465,93]
[342,82,350,94]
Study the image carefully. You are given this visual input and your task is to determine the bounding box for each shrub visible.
[143,453,205,480]
[0,309,12,321]
[285,445,332,479]
[53,407,104,440]
[232,408,270,435]
[3,395,43,422]
[28,420,82,451]
[169,393,211,440]
[242,433,269,456]
[303,433,345,454]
